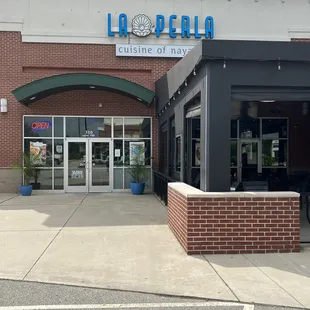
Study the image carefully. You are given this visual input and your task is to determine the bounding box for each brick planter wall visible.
[168,183,300,255]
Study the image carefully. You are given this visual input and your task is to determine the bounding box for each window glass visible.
[114,140,123,166]
[231,120,237,138]
[24,139,53,167]
[231,168,237,183]
[170,119,175,176]
[192,140,200,167]
[159,129,168,173]
[124,140,151,166]
[113,118,123,138]
[176,136,181,172]
[262,140,287,167]
[54,117,64,137]
[36,169,52,190]
[54,139,64,167]
[231,140,237,167]
[66,117,112,137]
[192,118,200,139]
[124,118,151,138]
[262,119,287,139]
[24,117,52,138]
[239,119,260,138]
[114,168,124,189]
[54,169,64,190]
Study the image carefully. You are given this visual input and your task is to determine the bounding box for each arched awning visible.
[12,73,155,106]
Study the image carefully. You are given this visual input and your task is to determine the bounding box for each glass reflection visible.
[241,141,258,181]
[68,142,86,186]
[54,117,64,137]
[113,118,123,138]
[262,119,287,139]
[66,117,112,138]
[124,118,151,138]
[54,169,64,190]
[91,142,110,186]
[262,140,287,167]
[230,140,237,167]
[239,119,260,139]
[114,140,123,166]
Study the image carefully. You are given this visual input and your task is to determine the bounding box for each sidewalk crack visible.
[202,255,240,302]
[0,195,19,205]
[242,254,305,309]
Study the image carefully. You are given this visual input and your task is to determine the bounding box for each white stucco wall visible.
[1,0,310,45]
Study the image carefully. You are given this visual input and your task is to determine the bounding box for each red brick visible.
[168,186,300,255]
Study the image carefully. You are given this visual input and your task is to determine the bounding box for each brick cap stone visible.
[168,182,300,198]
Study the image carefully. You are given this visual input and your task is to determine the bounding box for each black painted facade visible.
[155,40,310,192]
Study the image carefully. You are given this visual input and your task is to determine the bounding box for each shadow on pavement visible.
[0,193,167,227]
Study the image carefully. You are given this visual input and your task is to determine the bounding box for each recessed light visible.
[89,86,96,89]
[137,98,142,102]
[260,100,276,103]
[30,96,36,101]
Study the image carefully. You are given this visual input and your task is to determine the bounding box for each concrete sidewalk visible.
[0,193,310,309]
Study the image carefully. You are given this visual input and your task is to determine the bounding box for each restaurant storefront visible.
[1,0,310,199]
[23,116,152,192]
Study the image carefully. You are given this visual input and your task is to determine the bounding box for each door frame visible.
[64,138,89,193]
[237,139,262,182]
[88,138,113,193]
[64,138,113,193]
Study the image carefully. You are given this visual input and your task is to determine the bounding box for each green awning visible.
[12,73,155,105]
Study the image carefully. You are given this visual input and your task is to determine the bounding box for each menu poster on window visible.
[30,141,47,166]
[195,142,201,166]
[56,145,63,154]
[129,141,145,165]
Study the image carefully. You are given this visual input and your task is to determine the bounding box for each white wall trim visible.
[21,33,290,45]
[0,17,23,32]
[289,29,310,39]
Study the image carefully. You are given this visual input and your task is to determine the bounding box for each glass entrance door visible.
[65,139,112,192]
[89,139,112,192]
[238,140,262,182]
[66,139,88,192]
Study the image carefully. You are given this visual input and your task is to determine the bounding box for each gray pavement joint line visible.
[242,254,305,309]
[202,255,240,302]
[153,193,168,212]
[0,195,19,205]
[0,301,251,310]
[21,194,88,281]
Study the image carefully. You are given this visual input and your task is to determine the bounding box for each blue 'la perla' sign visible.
[107,13,214,39]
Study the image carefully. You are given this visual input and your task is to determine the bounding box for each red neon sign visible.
[31,121,52,131]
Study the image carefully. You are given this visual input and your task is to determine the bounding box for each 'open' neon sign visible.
[32,121,52,132]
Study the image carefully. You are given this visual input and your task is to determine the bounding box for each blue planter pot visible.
[130,183,145,195]
[20,185,33,196]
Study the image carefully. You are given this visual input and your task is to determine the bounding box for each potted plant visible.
[13,153,36,196]
[127,144,150,195]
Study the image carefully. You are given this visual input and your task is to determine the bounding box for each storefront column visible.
[201,68,231,192]
[174,103,185,182]
[200,76,208,192]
